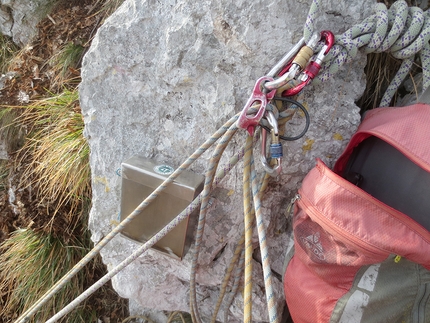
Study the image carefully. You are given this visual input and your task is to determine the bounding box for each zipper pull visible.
[285,194,300,217]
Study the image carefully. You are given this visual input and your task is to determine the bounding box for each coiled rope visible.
[306,0,430,106]
[18,1,430,323]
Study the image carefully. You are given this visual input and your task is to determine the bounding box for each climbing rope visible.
[18,1,430,323]
[306,0,430,106]
[41,106,277,323]
[242,135,254,323]
[189,115,240,323]
[15,113,243,323]
[187,113,274,323]
[251,154,279,323]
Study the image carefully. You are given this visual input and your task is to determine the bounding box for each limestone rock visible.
[0,5,12,37]
[80,0,374,321]
[0,0,53,46]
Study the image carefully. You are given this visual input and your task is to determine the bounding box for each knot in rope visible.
[304,0,430,106]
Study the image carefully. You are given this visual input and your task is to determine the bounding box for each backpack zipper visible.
[285,194,301,217]
[297,192,387,256]
[319,159,430,241]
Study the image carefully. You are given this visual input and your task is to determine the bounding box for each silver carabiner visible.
[260,110,282,177]
[264,33,320,91]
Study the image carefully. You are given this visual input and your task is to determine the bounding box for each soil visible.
[2,0,98,105]
[0,1,129,322]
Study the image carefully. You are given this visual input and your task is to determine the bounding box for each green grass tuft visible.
[0,229,93,323]
[48,42,85,89]
[18,89,91,227]
[0,106,26,153]
[0,34,19,73]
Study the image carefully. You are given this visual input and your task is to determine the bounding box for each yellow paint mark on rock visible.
[301,101,309,116]
[110,220,120,227]
[333,133,343,141]
[227,189,235,196]
[95,176,110,192]
[302,139,314,152]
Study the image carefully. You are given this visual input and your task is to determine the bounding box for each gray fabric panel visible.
[343,137,430,231]
[330,255,430,323]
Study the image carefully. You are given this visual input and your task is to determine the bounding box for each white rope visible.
[305,0,430,106]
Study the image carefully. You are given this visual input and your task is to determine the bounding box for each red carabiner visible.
[283,30,335,97]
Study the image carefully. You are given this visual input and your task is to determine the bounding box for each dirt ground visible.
[0,0,130,322]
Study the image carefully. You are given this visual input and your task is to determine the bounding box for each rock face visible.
[0,0,53,46]
[80,0,373,321]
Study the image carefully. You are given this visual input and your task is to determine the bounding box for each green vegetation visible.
[19,89,90,223]
[0,34,18,73]
[0,89,95,321]
[48,42,85,89]
[0,1,128,322]
[0,229,95,323]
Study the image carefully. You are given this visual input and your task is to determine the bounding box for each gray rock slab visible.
[0,0,53,46]
[80,0,374,321]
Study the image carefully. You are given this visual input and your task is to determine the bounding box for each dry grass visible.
[0,34,19,73]
[356,52,402,112]
[0,229,93,323]
[356,0,429,112]
[47,42,85,89]
[167,312,193,323]
[18,89,90,228]
[0,1,133,322]
[90,0,125,18]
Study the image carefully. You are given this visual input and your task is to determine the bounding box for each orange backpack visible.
[283,104,430,322]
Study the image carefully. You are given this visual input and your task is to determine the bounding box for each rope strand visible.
[306,0,430,105]
[189,121,240,323]
[18,113,239,323]
[21,1,430,322]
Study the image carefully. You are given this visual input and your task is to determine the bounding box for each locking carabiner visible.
[264,33,321,91]
[283,30,335,97]
[260,110,282,177]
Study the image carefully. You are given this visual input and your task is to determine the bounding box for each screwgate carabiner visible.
[260,109,282,177]
[263,33,321,91]
[283,30,335,97]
